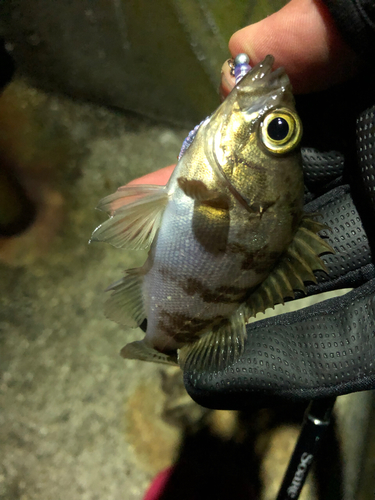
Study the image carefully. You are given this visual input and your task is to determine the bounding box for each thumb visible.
[221,0,358,97]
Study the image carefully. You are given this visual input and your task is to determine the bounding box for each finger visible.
[227,0,358,94]
[127,164,176,186]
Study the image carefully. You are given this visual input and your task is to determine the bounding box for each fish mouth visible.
[236,55,292,114]
[240,54,290,90]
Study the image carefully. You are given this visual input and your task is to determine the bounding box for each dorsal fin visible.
[178,307,246,372]
[245,214,334,318]
[90,184,169,249]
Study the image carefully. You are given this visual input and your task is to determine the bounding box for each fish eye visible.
[261,108,302,154]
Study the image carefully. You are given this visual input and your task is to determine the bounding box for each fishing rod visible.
[275,397,336,500]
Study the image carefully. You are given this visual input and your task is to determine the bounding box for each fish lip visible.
[239,55,289,90]
[235,56,291,116]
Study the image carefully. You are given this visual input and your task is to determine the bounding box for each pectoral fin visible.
[91,184,169,249]
[245,214,334,318]
[121,340,178,366]
[178,307,247,372]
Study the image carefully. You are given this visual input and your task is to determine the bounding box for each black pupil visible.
[268,117,289,141]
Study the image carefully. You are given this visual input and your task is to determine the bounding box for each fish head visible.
[204,55,304,214]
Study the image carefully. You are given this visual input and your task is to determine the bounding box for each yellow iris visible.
[261,108,302,154]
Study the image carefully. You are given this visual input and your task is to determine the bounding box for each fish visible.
[91,55,333,371]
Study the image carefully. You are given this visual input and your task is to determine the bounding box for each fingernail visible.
[220,60,235,101]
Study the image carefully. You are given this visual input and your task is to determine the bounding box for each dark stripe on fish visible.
[159,267,248,304]
[227,242,281,273]
[192,205,230,255]
[183,277,248,303]
[157,310,222,343]
[177,177,230,210]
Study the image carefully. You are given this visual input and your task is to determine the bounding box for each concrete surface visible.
[0,79,188,500]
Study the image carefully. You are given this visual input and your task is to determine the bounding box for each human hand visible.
[220,0,359,98]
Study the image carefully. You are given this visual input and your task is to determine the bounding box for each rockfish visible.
[91,55,332,370]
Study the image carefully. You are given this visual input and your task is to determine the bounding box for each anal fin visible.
[121,340,178,366]
[178,308,247,372]
[105,268,145,328]
[91,184,169,249]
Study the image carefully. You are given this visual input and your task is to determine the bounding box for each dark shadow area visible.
[159,421,261,500]
[0,37,15,90]
[0,159,36,237]
[356,393,375,500]
[158,402,343,499]
[0,38,36,237]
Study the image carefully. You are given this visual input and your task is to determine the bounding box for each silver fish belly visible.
[91,55,333,370]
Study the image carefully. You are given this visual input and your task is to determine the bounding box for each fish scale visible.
[144,197,251,350]
[91,55,334,369]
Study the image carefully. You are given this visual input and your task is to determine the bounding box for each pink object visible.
[143,467,174,500]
